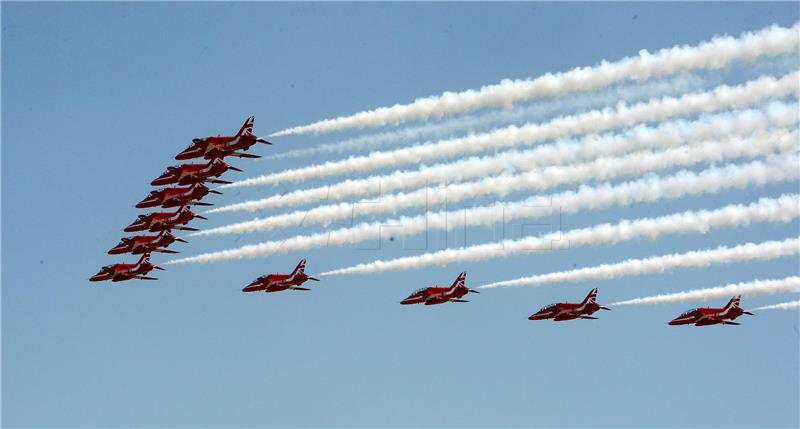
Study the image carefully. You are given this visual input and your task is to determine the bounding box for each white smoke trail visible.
[233,72,799,187]
[174,158,798,262]
[263,74,711,160]
[270,23,799,136]
[312,195,799,275]
[212,103,798,213]
[479,238,800,289]
[198,130,797,236]
[752,300,800,311]
[611,276,800,306]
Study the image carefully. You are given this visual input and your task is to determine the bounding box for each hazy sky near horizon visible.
[3,3,799,428]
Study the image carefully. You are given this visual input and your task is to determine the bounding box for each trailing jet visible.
[400,272,479,305]
[136,183,222,209]
[108,231,187,255]
[124,206,206,232]
[528,288,610,321]
[669,296,754,326]
[150,158,242,186]
[242,259,319,293]
[90,253,164,282]
[175,116,272,160]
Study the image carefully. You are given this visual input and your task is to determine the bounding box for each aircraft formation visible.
[91,117,759,326]
[91,117,271,283]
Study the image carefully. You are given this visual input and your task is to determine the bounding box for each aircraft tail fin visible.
[450,271,467,291]
[724,295,742,310]
[237,116,256,136]
[292,258,307,276]
[581,288,598,305]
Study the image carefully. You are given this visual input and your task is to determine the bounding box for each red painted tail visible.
[581,288,598,305]
[237,116,256,136]
[724,295,742,310]
[292,258,307,276]
[450,272,467,290]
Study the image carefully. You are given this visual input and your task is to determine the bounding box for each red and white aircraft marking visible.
[136,183,221,209]
[400,272,480,305]
[175,116,272,161]
[150,158,241,187]
[108,231,187,255]
[124,206,206,233]
[242,259,320,293]
[90,253,164,282]
[528,288,610,321]
[669,296,754,326]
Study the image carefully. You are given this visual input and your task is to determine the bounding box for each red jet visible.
[175,116,272,160]
[136,183,222,209]
[669,296,754,326]
[108,231,187,255]
[124,206,206,233]
[528,288,610,321]
[150,158,242,186]
[90,253,164,282]
[400,272,479,305]
[242,259,319,293]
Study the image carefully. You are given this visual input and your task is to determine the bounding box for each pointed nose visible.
[107,244,127,254]
[124,221,144,232]
[89,272,106,282]
[150,173,171,186]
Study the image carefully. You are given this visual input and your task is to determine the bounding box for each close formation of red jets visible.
[92,116,271,283]
[91,117,758,326]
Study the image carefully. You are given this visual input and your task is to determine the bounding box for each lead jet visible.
[124,206,206,233]
[528,288,610,321]
[136,183,222,209]
[108,231,187,255]
[242,259,319,293]
[400,272,479,305]
[175,116,272,160]
[150,158,242,186]
[90,253,164,282]
[669,295,754,326]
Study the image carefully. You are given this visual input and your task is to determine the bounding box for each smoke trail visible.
[212,103,798,213]
[310,195,798,275]
[611,276,800,306]
[479,238,800,289]
[752,300,800,311]
[198,131,797,236]
[270,23,799,136]
[263,74,711,161]
[232,72,798,187]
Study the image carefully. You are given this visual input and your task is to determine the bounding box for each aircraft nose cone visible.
[89,273,105,281]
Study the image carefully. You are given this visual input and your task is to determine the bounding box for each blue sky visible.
[2,3,799,428]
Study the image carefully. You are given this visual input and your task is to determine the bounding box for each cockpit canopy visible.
[680,308,699,317]
[538,303,557,312]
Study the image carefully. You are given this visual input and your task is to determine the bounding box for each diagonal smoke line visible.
[752,300,800,311]
[197,130,797,236]
[168,171,799,266]
[312,194,799,276]
[479,238,800,289]
[231,72,799,188]
[270,22,799,136]
[610,276,800,306]
[211,103,798,214]
[262,74,713,161]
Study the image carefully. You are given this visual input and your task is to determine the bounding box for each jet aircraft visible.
[400,272,479,305]
[124,206,206,232]
[90,253,164,282]
[150,158,242,186]
[108,231,187,255]
[242,259,320,293]
[136,183,221,209]
[175,116,272,160]
[528,288,610,321]
[668,296,754,326]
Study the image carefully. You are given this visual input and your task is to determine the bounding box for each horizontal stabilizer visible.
[291,287,311,291]
[229,152,261,159]
[580,316,599,319]
[190,202,213,206]
[155,249,179,254]
[721,321,741,325]
[450,299,470,303]
[136,276,158,281]
[207,179,232,185]
[308,277,320,281]
[174,226,199,231]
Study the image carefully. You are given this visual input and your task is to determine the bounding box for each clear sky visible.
[2,3,799,428]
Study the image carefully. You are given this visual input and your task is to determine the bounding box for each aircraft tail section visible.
[237,116,256,136]
[724,295,742,310]
[292,258,307,276]
[581,288,598,306]
[450,271,467,291]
